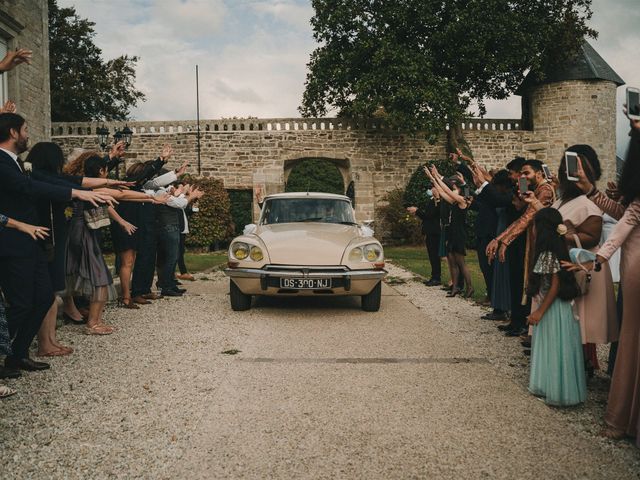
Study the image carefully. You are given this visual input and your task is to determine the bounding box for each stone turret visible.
[518,41,625,182]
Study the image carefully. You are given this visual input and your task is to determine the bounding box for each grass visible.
[384,245,487,301]
[103,251,228,273]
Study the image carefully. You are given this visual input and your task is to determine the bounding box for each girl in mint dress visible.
[527,208,586,406]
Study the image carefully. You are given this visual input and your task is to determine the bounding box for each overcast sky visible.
[59,0,638,156]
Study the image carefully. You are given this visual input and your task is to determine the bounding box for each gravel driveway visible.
[1,264,639,479]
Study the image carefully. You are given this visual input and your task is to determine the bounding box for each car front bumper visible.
[224,266,387,296]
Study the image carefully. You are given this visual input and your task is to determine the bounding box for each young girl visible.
[527,208,586,406]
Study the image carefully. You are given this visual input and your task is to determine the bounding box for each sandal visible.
[0,384,16,398]
[84,324,114,336]
[118,299,140,310]
[36,349,72,357]
[600,427,626,440]
[142,293,163,300]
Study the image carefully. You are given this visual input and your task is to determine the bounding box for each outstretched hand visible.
[109,141,126,159]
[160,144,173,162]
[0,48,32,72]
[16,222,49,241]
[623,103,640,132]
[0,100,17,113]
[175,160,189,177]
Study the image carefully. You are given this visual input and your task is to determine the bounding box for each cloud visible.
[251,0,314,31]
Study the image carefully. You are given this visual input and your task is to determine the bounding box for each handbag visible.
[571,234,591,296]
[83,205,111,230]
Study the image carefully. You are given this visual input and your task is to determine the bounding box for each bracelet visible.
[586,186,597,198]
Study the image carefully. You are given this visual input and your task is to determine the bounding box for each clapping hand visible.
[175,160,189,177]
[456,148,475,165]
[109,140,126,159]
[0,100,17,113]
[0,48,32,72]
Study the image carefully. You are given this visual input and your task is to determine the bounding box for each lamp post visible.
[121,125,133,148]
[97,126,110,151]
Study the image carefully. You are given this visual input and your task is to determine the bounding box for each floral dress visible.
[528,251,586,406]
[0,214,12,355]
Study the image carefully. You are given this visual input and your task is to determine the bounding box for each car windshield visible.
[260,198,356,225]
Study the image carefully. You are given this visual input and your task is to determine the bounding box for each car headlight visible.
[349,247,363,261]
[348,243,382,262]
[250,246,264,261]
[231,242,249,260]
[364,244,382,262]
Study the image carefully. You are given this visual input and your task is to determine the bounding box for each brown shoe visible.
[176,273,195,281]
[119,299,141,309]
[142,293,163,300]
[132,296,151,305]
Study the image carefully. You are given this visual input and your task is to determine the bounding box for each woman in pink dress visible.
[553,145,618,373]
[564,116,640,446]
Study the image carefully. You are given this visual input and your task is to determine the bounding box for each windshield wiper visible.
[293,217,323,222]
[336,221,358,225]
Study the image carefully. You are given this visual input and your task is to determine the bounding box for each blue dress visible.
[529,251,586,406]
[491,208,511,311]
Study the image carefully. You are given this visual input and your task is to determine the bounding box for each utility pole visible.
[196,64,201,175]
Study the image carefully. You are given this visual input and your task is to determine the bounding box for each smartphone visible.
[542,164,552,180]
[518,177,529,195]
[627,87,640,120]
[462,185,470,198]
[565,151,579,182]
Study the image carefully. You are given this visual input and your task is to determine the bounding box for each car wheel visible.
[230,280,252,311]
[361,281,381,312]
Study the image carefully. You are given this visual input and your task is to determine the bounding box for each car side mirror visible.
[243,223,257,235]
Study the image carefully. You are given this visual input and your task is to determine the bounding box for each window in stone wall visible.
[0,38,7,105]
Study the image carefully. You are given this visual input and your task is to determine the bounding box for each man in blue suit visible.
[0,113,114,373]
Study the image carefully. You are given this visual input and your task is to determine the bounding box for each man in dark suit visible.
[407,189,442,286]
[0,113,114,373]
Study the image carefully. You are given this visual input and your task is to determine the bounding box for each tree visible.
[300,0,596,152]
[48,0,145,121]
[285,159,345,194]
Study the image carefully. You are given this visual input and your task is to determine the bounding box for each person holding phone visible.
[486,160,555,337]
[562,111,640,446]
[526,146,618,375]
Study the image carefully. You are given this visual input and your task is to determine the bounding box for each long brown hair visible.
[63,150,102,176]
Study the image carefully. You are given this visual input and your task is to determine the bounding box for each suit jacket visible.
[470,196,498,239]
[415,197,441,236]
[0,151,72,256]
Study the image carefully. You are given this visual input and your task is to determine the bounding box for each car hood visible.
[254,223,360,265]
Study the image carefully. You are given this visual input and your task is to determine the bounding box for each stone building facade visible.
[0,1,51,145]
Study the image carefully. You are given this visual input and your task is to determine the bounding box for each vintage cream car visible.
[224,192,387,311]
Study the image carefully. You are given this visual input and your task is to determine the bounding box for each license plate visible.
[280,278,332,289]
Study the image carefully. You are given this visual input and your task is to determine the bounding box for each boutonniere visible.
[64,206,73,220]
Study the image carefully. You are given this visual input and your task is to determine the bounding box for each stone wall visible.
[51,118,531,222]
[0,1,51,144]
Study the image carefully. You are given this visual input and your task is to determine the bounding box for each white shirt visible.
[475,181,489,195]
[0,147,21,172]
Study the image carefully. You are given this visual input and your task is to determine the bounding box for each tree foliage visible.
[183,177,235,249]
[285,159,345,194]
[48,0,145,121]
[301,0,596,138]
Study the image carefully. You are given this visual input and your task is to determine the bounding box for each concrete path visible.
[1,269,638,479]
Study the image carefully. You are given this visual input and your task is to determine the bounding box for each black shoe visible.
[161,289,183,297]
[505,327,527,337]
[175,280,183,286]
[523,349,531,356]
[423,279,441,287]
[176,287,187,294]
[5,357,50,371]
[497,323,513,331]
[520,339,532,348]
[441,285,453,291]
[0,366,21,379]
[482,313,508,321]
[62,312,87,325]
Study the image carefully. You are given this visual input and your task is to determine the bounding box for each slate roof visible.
[516,40,624,95]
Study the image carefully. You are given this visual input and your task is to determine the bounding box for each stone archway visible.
[283,157,349,195]
[283,157,351,195]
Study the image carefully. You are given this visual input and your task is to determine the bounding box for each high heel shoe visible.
[446,289,461,298]
[62,312,86,325]
[463,288,475,299]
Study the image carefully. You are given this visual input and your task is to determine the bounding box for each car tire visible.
[361,281,381,312]
[230,280,252,311]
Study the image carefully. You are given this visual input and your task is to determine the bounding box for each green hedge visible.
[184,176,235,249]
